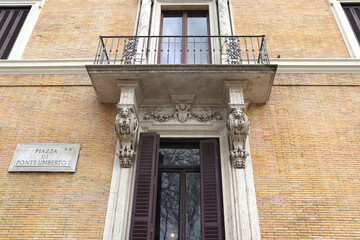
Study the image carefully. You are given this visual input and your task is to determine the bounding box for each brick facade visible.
[0,0,359,239]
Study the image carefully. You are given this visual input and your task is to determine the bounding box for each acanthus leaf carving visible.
[192,107,223,122]
[114,107,138,168]
[227,108,250,168]
[143,106,175,122]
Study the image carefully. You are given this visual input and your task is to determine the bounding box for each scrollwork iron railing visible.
[94,35,270,65]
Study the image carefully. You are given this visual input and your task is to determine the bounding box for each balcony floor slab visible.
[86,64,277,105]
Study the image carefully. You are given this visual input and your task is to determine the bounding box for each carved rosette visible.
[143,104,223,123]
[114,107,138,168]
[227,108,250,168]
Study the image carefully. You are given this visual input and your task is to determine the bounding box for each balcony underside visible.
[86,64,277,105]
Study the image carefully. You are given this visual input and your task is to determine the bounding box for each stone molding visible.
[142,104,223,123]
[2,58,360,75]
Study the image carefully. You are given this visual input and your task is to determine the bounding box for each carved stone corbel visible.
[227,108,250,168]
[114,107,138,168]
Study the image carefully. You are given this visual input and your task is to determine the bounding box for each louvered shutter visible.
[0,7,30,59]
[130,132,160,240]
[200,139,224,240]
[343,5,360,44]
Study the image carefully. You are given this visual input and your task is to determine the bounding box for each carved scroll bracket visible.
[115,86,139,168]
[227,107,250,168]
[225,85,250,168]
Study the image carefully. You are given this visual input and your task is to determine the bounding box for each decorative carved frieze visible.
[227,108,250,168]
[143,104,223,123]
[114,107,138,168]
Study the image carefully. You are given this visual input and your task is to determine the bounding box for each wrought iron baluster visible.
[256,36,263,64]
[167,36,170,64]
[238,37,242,64]
[250,37,256,64]
[114,37,121,64]
[154,36,158,64]
[120,37,127,64]
[107,37,115,64]
[263,36,269,64]
[244,37,250,64]
[141,36,146,64]
[219,36,223,65]
[200,37,203,64]
[211,36,215,64]
[193,37,196,64]
[94,37,101,64]
[100,37,109,64]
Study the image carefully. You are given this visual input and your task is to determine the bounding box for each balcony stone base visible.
[86,64,277,105]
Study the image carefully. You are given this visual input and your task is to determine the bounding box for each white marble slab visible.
[8,143,81,172]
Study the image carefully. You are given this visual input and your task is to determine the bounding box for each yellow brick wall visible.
[231,0,350,58]
[0,82,116,239]
[0,74,91,86]
[22,0,139,59]
[248,84,360,239]
[1,74,359,239]
[274,73,360,85]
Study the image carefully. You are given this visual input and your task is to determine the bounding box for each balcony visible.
[86,35,277,105]
[93,35,270,65]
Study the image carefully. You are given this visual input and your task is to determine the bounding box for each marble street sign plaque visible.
[8,143,81,172]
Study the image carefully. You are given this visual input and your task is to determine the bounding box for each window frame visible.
[155,139,218,240]
[158,10,211,64]
[131,135,225,240]
[147,0,220,64]
[329,0,360,58]
[0,0,44,59]
[342,4,360,44]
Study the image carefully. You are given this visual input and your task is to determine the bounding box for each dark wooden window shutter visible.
[130,132,160,240]
[200,139,224,240]
[343,5,360,44]
[0,7,31,59]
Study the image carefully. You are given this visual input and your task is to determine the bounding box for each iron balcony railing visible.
[94,35,270,65]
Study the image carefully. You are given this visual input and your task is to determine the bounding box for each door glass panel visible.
[186,173,201,240]
[187,17,209,64]
[158,172,180,240]
[160,17,182,64]
[159,143,200,166]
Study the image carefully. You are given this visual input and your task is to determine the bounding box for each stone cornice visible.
[0,58,360,75]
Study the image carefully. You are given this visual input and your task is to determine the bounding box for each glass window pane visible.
[186,173,201,240]
[158,172,180,240]
[162,17,183,36]
[161,17,182,64]
[187,17,208,36]
[159,143,200,166]
[187,17,209,64]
